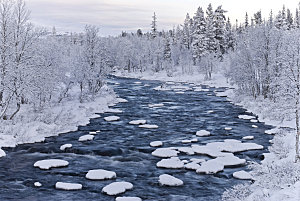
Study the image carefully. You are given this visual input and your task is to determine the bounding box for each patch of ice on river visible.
[139,124,158,129]
[104,116,120,121]
[265,127,280,135]
[192,145,232,158]
[196,130,211,137]
[89,131,97,135]
[156,157,184,169]
[177,147,195,155]
[152,148,178,157]
[148,103,164,108]
[159,174,183,186]
[0,149,6,157]
[116,197,142,201]
[252,125,258,128]
[224,127,232,130]
[196,160,224,174]
[129,120,147,125]
[243,136,254,140]
[190,158,206,163]
[102,182,133,196]
[175,91,185,94]
[238,115,256,120]
[78,135,94,142]
[105,108,123,113]
[250,119,258,123]
[60,144,72,151]
[185,162,201,170]
[86,169,117,180]
[117,98,128,103]
[207,110,214,114]
[213,155,246,167]
[55,182,82,191]
[34,182,42,187]
[233,170,253,180]
[150,141,163,147]
[134,81,142,84]
[34,159,69,170]
[166,81,175,85]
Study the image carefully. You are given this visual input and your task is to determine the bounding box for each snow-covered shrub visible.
[222,184,252,201]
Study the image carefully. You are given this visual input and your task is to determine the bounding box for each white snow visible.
[243,136,254,140]
[115,197,142,201]
[55,182,82,191]
[89,131,97,135]
[224,127,232,130]
[190,158,206,163]
[129,120,147,125]
[0,149,6,157]
[34,159,69,170]
[238,115,256,120]
[196,130,211,137]
[185,162,201,170]
[60,144,72,151]
[150,141,163,147]
[207,110,214,113]
[196,160,224,174]
[34,182,42,187]
[213,155,246,167]
[86,169,117,180]
[156,157,184,169]
[104,116,120,122]
[177,147,195,155]
[102,182,133,195]
[233,170,253,180]
[152,148,178,158]
[159,174,183,186]
[250,119,258,123]
[78,134,94,142]
[252,125,258,128]
[265,127,280,135]
[148,103,164,108]
[139,124,158,129]
[105,108,123,113]
[117,98,128,103]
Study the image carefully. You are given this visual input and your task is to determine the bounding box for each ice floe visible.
[224,127,232,130]
[159,174,183,186]
[265,127,280,135]
[34,159,69,170]
[233,170,253,180]
[243,136,254,140]
[196,130,211,137]
[238,115,256,120]
[78,135,94,142]
[134,81,142,84]
[150,141,163,147]
[139,124,158,129]
[86,169,116,180]
[106,108,123,113]
[148,103,164,108]
[34,182,42,187]
[0,149,6,157]
[177,147,195,155]
[156,157,184,169]
[55,182,82,191]
[250,119,258,123]
[89,131,97,135]
[207,110,214,113]
[213,155,246,167]
[60,144,72,151]
[152,148,178,158]
[102,182,133,195]
[104,116,120,122]
[196,160,224,174]
[116,197,142,201]
[117,98,128,103]
[185,162,201,170]
[129,120,147,125]
[252,125,258,128]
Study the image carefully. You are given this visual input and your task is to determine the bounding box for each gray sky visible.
[26,0,300,36]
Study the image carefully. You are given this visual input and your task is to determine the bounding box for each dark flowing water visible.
[0,76,273,201]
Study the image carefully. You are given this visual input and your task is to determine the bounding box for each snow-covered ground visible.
[0,86,118,156]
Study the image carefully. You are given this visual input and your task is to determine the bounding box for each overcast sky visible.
[26,0,300,36]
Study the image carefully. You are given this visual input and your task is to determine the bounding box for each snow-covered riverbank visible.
[0,85,119,157]
[114,70,300,201]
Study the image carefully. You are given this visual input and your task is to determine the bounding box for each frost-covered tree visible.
[151,12,157,39]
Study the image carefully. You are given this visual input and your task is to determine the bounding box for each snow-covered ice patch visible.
[89,131,97,135]
[159,174,183,186]
[233,170,253,180]
[102,182,133,196]
[196,130,211,137]
[129,120,147,125]
[196,160,224,174]
[34,182,42,187]
[148,103,164,108]
[175,91,185,94]
[0,149,6,157]
[243,136,254,140]
[117,98,128,103]
[156,157,184,169]
[250,119,258,123]
[55,182,82,191]
[213,155,246,167]
[60,144,72,151]
[265,127,280,135]
[252,125,258,128]
[78,135,94,142]
[134,81,142,84]
[177,147,195,155]
[34,159,69,170]
[105,108,123,113]
[86,169,116,180]
[150,141,163,147]
[116,197,142,201]
[207,110,214,113]
[139,124,158,129]
[238,115,256,120]
[224,127,232,130]
[185,162,201,170]
[104,116,120,122]
[152,148,178,158]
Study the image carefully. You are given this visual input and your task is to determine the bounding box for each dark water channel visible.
[0,76,273,201]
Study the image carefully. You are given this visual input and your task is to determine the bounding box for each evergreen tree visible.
[182,13,191,49]
[151,12,157,38]
[206,3,217,53]
[287,8,294,29]
[214,5,227,56]
[245,12,249,29]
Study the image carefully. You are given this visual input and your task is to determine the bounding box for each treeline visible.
[0,0,112,120]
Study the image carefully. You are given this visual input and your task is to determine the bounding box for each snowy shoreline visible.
[114,70,299,201]
[0,86,119,156]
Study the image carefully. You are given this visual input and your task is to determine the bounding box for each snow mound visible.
[152,148,178,158]
[207,110,214,113]
[106,108,123,113]
[102,182,133,196]
[238,115,256,120]
[148,103,164,108]
[150,141,163,147]
[78,135,94,142]
[34,159,69,170]
[243,136,254,140]
[252,125,258,128]
[213,155,246,167]
[250,119,258,123]
[182,140,192,144]
[177,147,195,155]
[129,120,147,125]
[0,149,6,157]
[116,197,142,201]
[117,98,128,103]
[86,169,117,180]
[34,182,42,187]
[104,116,120,122]
[157,157,184,169]
[55,182,82,191]
[185,162,201,170]
[196,160,224,174]
[265,127,280,135]
[224,127,232,130]
[60,144,72,151]
[139,124,158,129]
[159,174,183,186]
[196,130,211,137]
[192,145,232,158]
[190,158,206,163]
[89,131,97,135]
[233,170,253,180]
